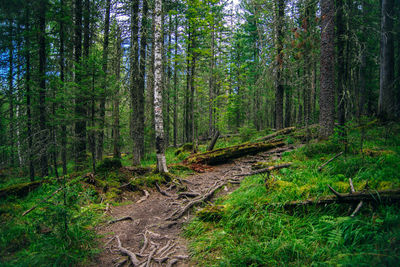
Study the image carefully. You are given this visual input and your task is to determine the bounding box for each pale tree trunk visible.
[173,15,178,147]
[319,0,335,139]
[378,0,395,121]
[154,0,168,173]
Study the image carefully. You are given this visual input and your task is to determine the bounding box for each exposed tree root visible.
[115,235,141,266]
[108,216,133,224]
[168,182,227,220]
[155,183,172,197]
[136,190,150,203]
[177,191,200,198]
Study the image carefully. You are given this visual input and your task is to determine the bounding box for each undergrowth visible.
[184,123,400,266]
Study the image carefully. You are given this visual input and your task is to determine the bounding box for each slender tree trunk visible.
[285,87,291,127]
[275,0,285,130]
[165,15,172,147]
[130,0,140,165]
[38,0,48,176]
[336,0,346,129]
[59,0,67,175]
[154,0,168,173]
[209,21,215,137]
[173,15,178,147]
[136,0,148,161]
[74,0,86,170]
[319,0,335,139]
[97,0,111,161]
[25,7,34,181]
[8,21,14,167]
[378,0,395,120]
[113,27,122,159]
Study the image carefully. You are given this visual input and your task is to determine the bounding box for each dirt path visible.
[93,146,292,266]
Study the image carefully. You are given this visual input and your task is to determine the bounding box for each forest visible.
[1,0,400,266]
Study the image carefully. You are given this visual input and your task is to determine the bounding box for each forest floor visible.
[93,145,294,266]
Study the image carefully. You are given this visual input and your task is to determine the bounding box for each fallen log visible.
[0,179,49,199]
[207,130,220,151]
[237,163,292,177]
[256,127,296,142]
[186,141,285,165]
[282,188,400,209]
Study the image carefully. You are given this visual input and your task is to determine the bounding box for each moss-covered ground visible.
[184,123,400,266]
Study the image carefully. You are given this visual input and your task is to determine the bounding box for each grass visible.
[184,123,400,266]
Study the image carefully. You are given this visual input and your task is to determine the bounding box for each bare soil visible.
[92,146,292,266]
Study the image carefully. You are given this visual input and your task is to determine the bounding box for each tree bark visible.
[319,0,335,139]
[275,0,285,130]
[74,0,86,170]
[38,0,49,177]
[173,15,178,148]
[97,0,111,161]
[113,27,122,159]
[154,0,168,173]
[130,0,140,165]
[59,0,67,175]
[336,0,346,127]
[378,0,395,120]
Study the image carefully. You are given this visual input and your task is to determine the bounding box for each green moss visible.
[0,180,48,199]
[196,205,226,222]
[175,143,193,155]
[105,188,122,202]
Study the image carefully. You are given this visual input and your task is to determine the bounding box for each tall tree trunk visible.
[74,0,86,170]
[378,0,395,120]
[59,0,67,175]
[319,0,335,139]
[25,7,34,181]
[97,0,111,161]
[173,15,178,147]
[8,21,14,167]
[154,0,168,173]
[209,21,215,137]
[113,27,122,159]
[336,0,346,128]
[275,0,285,130]
[38,0,49,176]
[285,87,291,127]
[165,14,172,147]
[130,0,140,165]
[136,0,148,161]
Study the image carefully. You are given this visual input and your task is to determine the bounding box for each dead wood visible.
[282,188,400,209]
[207,130,220,151]
[186,140,285,165]
[168,182,226,220]
[1,179,49,199]
[22,186,64,216]
[155,183,172,197]
[115,235,141,266]
[237,163,292,177]
[318,152,343,171]
[257,127,296,142]
[108,216,133,224]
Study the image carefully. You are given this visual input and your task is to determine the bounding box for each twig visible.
[103,236,116,248]
[115,235,141,266]
[328,185,343,198]
[349,178,355,193]
[318,152,343,171]
[350,201,363,217]
[22,186,64,216]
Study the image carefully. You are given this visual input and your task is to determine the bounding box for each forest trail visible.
[93,145,294,266]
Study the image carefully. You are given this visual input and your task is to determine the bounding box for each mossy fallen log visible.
[281,188,400,209]
[256,127,296,142]
[186,141,285,165]
[0,179,48,199]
